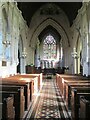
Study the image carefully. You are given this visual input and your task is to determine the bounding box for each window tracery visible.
[43,34,57,60]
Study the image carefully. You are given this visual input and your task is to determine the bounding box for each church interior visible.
[0,0,90,120]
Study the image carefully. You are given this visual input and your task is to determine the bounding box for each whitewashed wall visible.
[0,1,29,77]
[72,2,90,76]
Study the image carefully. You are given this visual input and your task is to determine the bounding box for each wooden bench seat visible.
[71,87,90,120]
[15,73,43,91]
[1,77,32,110]
[15,75,39,94]
[1,85,25,120]
[1,74,43,119]
[79,96,90,120]
[8,74,39,94]
[56,74,90,120]
[0,94,15,120]
[59,74,89,80]
[26,73,43,84]
[64,82,90,109]
[56,74,90,95]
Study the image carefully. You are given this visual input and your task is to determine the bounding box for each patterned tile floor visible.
[27,76,71,119]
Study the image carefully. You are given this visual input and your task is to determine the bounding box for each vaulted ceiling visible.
[17,2,82,26]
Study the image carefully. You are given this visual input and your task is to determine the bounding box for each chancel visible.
[0,0,90,120]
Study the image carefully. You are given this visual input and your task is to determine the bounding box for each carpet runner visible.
[27,77,71,119]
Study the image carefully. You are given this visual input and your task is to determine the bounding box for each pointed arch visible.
[30,18,70,49]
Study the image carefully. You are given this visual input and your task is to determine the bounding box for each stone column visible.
[81,25,90,76]
[0,3,3,60]
[36,39,40,68]
[82,3,90,77]
[71,47,79,74]
[21,47,27,73]
[59,40,63,68]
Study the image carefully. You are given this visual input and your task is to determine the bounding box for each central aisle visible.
[27,76,71,119]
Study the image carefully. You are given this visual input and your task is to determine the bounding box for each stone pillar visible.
[71,48,79,74]
[0,3,2,119]
[83,32,90,76]
[59,39,64,68]
[82,3,90,77]
[35,39,40,68]
[0,3,3,60]
[21,47,27,73]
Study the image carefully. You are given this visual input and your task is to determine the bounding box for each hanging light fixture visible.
[2,33,11,47]
[71,48,79,59]
[22,47,27,58]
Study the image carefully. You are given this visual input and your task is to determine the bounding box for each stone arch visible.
[29,3,71,71]
[29,18,71,69]
[30,18,70,49]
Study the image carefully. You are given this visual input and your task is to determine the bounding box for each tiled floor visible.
[27,76,71,119]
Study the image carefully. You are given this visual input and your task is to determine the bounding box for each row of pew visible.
[56,74,90,120]
[0,73,43,120]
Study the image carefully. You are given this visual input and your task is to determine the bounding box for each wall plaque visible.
[2,60,7,66]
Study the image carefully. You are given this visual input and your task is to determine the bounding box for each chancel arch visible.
[30,18,70,49]
[29,18,71,72]
[28,3,72,73]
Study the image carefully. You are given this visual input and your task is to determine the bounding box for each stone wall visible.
[72,2,90,76]
[0,1,29,77]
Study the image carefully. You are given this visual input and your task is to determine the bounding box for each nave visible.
[27,76,71,119]
[1,73,90,120]
[1,1,90,119]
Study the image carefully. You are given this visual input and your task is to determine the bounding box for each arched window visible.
[43,34,56,60]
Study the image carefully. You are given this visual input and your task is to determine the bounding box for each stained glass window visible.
[43,34,56,59]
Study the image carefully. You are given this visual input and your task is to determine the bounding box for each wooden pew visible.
[59,74,89,80]
[56,74,90,97]
[15,73,43,92]
[1,77,31,110]
[0,93,15,120]
[79,96,90,120]
[56,74,90,120]
[56,74,64,96]
[64,82,90,109]
[1,85,25,120]
[9,75,38,100]
[1,74,42,119]
[14,75,39,94]
[2,74,41,108]
[71,87,90,120]
[56,74,80,96]
[29,73,43,90]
